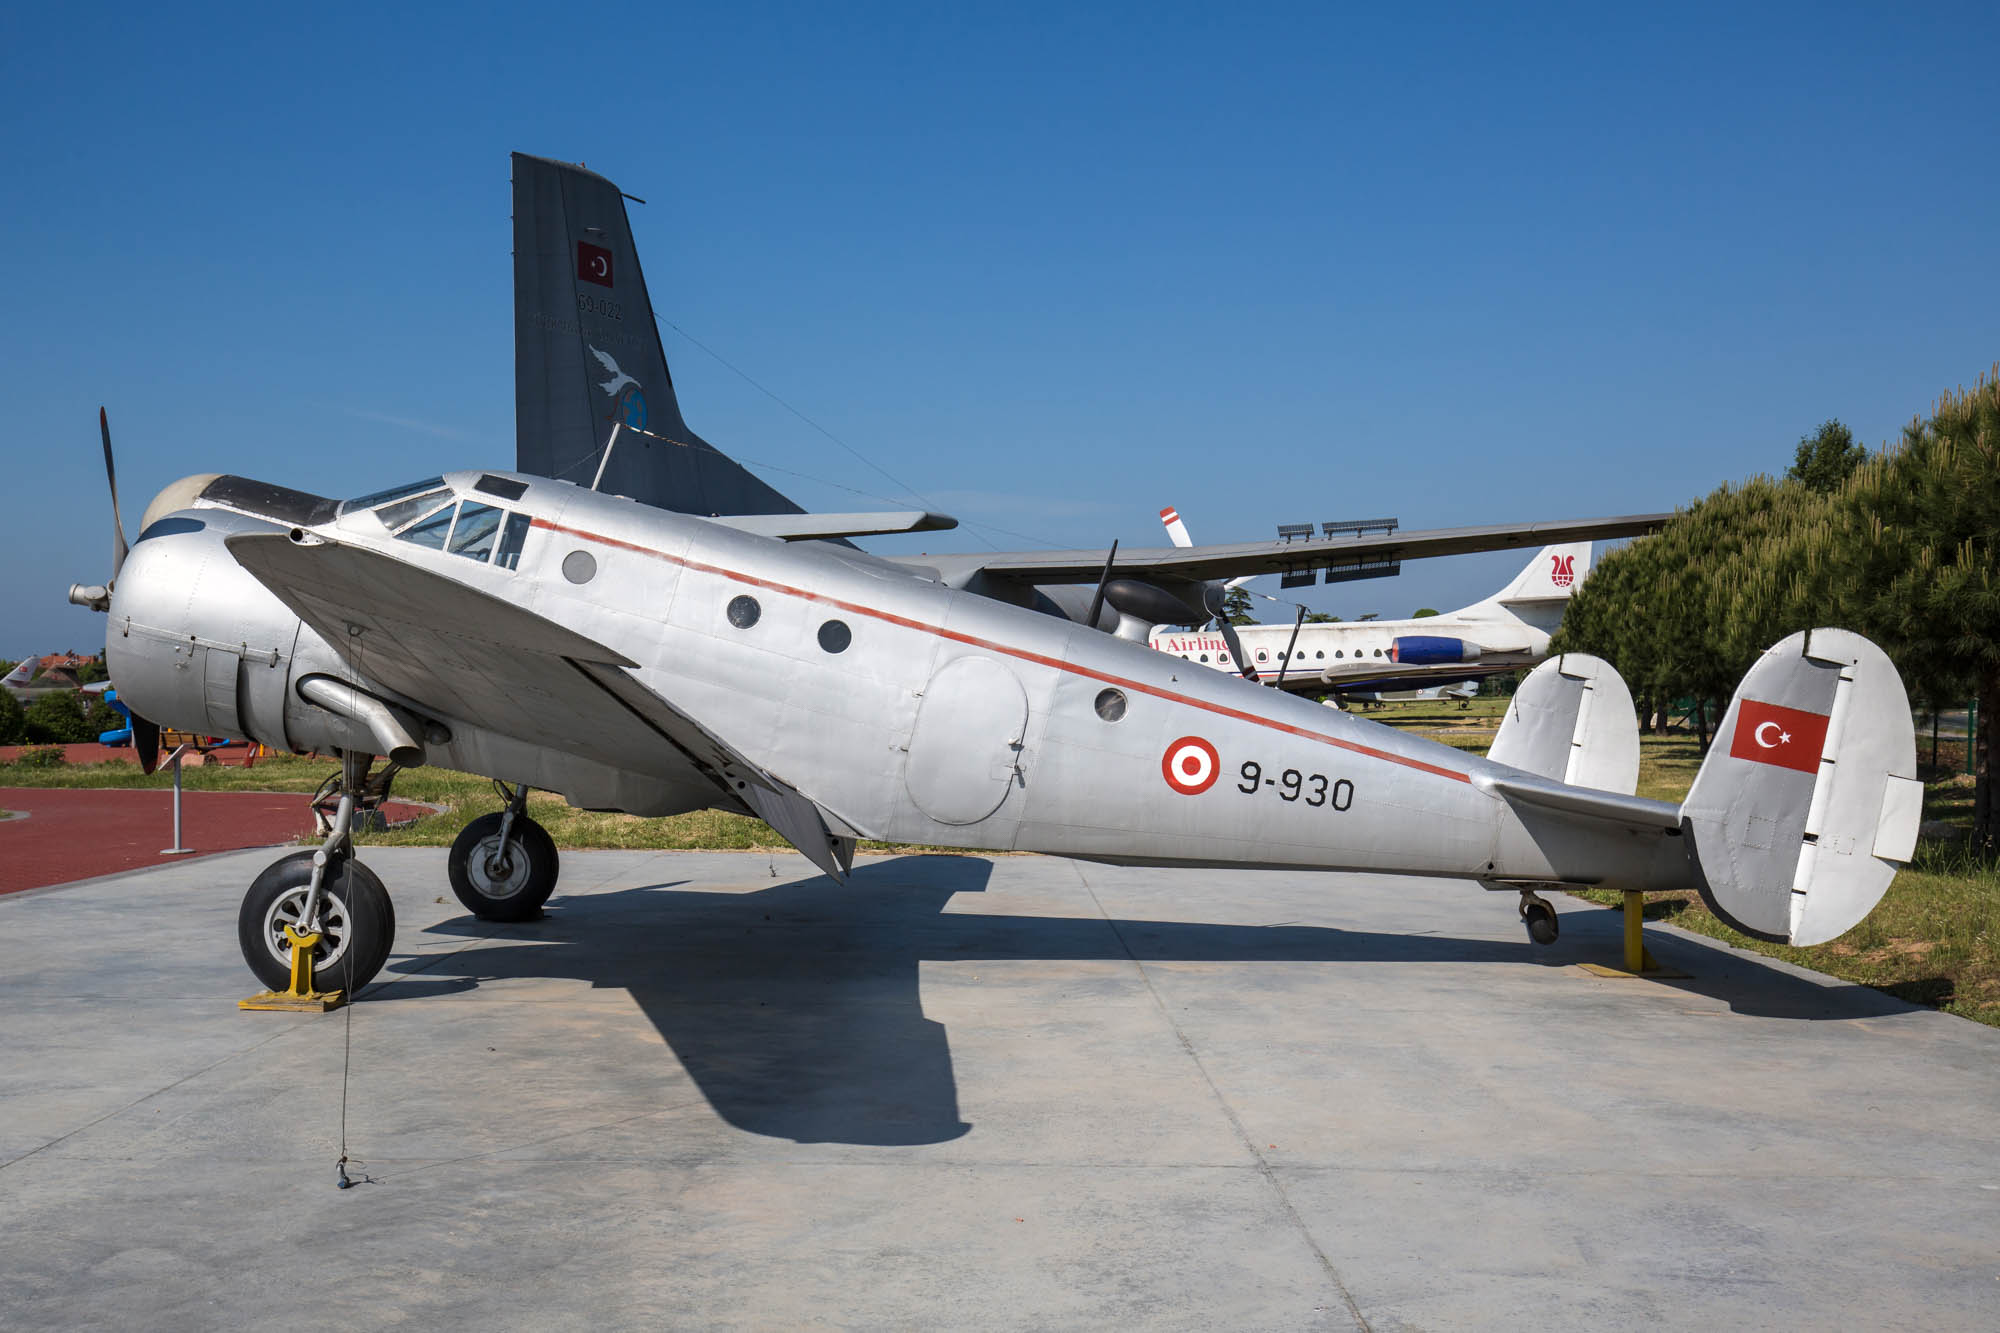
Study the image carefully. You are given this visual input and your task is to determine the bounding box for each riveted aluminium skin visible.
[111,468,1701,898]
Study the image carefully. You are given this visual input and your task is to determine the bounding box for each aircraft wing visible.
[950,513,1671,585]
[225,533,856,879]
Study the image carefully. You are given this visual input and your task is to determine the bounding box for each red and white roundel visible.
[1161,735,1221,795]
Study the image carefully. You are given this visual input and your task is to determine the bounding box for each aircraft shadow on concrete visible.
[374,855,1932,1147]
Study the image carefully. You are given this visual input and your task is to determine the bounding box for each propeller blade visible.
[133,715,160,776]
[101,407,129,579]
[1218,620,1260,682]
[1084,539,1118,632]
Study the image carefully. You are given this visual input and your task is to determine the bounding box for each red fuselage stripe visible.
[531,518,1474,785]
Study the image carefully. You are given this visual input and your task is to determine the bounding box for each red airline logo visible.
[1728,699,1829,774]
[1550,553,1576,588]
[577,241,614,288]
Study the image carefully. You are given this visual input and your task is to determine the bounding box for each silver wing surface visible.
[225,532,856,879]
[938,513,1670,585]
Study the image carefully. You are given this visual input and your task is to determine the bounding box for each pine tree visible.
[1829,369,2000,853]
[1787,419,1867,494]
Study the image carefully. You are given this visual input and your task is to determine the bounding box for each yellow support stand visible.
[1577,890,1688,979]
[239,925,346,1012]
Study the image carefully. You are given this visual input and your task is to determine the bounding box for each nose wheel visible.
[447,783,559,921]
[1519,891,1560,946]
[238,751,396,996]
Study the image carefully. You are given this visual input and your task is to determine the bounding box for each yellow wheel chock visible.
[239,924,347,1012]
[1577,890,1690,980]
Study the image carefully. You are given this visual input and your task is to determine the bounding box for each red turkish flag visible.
[576,241,614,288]
[1729,698,1829,774]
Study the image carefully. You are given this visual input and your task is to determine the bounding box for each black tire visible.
[237,850,396,994]
[1522,900,1560,946]
[448,812,559,921]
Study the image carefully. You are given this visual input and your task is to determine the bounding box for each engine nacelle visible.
[106,502,382,759]
[1389,636,1482,666]
[1102,577,1208,628]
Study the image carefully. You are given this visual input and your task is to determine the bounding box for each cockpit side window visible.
[495,512,532,570]
[377,489,454,533]
[398,504,457,550]
[448,503,504,561]
[391,499,533,570]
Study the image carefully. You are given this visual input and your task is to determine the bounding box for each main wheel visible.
[1521,897,1560,946]
[448,812,559,921]
[237,850,397,994]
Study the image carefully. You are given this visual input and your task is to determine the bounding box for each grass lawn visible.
[5,698,1996,1027]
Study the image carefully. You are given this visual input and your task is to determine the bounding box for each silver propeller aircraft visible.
[67,154,1923,995]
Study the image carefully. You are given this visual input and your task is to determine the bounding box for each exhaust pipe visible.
[296,675,428,768]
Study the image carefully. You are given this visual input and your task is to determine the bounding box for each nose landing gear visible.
[446,781,560,921]
[238,750,396,999]
[1519,891,1560,946]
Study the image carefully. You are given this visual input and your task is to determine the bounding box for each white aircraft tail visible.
[1487,653,1640,795]
[1680,629,1920,946]
[1484,542,1592,606]
[2,658,35,688]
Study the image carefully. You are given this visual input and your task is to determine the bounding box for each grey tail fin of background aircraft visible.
[512,152,805,517]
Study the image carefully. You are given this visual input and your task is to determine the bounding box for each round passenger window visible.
[727,595,761,629]
[1094,688,1127,722]
[817,619,851,653]
[562,550,597,584]
[1256,650,1268,662]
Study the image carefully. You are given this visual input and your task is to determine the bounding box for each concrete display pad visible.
[3,848,1996,1329]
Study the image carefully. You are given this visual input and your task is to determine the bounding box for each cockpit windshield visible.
[340,476,446,517]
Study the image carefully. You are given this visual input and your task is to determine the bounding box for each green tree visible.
[23,691,91,744]
[1222,586,1256,626]
[75,656,108,685]
[1828,370,2000,853]
[1303,610,1340,624]
[0,688,23,744]
[1787,419,1867,494]
[1412,607,1440,618]
[1555,476,1836,748]
[84,697,123,737]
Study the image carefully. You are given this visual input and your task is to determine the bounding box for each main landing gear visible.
[447,781,560,921]
[238,751,397,996]
[1519,890,1560,946]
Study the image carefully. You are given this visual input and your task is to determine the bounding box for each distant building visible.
[28,652,99,689]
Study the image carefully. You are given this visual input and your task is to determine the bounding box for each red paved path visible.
[0,788,431,895]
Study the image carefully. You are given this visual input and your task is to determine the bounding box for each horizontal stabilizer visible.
[1479,773,1682,831]
[711,510,958,541]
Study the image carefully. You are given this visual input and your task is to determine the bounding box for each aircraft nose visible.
[139,473,222,537]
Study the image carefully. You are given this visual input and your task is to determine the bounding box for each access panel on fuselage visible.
[904,656,1029,825]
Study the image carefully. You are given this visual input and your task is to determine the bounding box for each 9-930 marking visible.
[1238,760,1353,810]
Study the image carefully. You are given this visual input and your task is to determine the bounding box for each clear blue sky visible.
[4,2,1994,658]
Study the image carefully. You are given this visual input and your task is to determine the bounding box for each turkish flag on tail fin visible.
[1729,698,1829,774]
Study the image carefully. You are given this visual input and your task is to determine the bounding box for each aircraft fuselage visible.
[109,470,1695,894]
